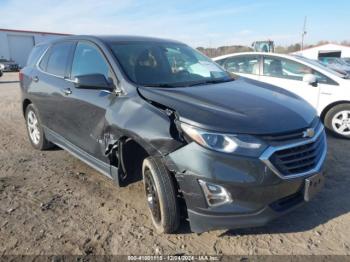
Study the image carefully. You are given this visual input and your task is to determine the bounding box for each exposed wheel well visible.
[320,101,350,122]
[111,137,188,218]
[22,99,32,116]
[118,138,149,185]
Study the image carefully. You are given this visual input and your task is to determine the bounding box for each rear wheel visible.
[142,157,180,234]
[325,104,350,138]
[25,104,54,150]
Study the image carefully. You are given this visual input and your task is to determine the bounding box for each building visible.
[292,43,350,60]
[0,28,69,66]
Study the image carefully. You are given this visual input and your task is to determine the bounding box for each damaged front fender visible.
[102,87,185,184]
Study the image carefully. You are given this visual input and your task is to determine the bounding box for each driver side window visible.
[71,42,110,79]
[263,56,337,85]
[263,57,310,81]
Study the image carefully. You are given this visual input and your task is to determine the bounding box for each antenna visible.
[301,16,307,50]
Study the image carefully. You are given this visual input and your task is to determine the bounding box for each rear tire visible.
[142,156,180,234]
[25,104,54,150]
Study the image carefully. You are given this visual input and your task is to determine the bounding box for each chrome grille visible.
[260,124,327,179]
[269,133,326,176]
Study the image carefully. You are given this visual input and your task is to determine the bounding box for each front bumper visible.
[188,194,304,233]
[166,136,326,233]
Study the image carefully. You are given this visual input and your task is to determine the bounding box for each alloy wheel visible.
[27,110,40,145]
[332,110,350,136]
[144,168,161,223]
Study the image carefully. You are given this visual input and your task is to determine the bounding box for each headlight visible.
[180,122,267,157]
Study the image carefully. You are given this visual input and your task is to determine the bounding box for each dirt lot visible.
[0,72,350,255]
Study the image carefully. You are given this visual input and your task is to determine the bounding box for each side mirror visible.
[74,74,113,91]
[303,74,318,86]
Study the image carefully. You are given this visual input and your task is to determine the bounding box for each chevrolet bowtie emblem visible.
[303,128,315,138]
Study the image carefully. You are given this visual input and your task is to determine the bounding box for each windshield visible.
[109,42,232,87]
[294,55,346,78]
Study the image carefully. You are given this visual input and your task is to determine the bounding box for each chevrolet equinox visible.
[20,36,327,233]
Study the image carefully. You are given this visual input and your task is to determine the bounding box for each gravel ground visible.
[0,72,350,255]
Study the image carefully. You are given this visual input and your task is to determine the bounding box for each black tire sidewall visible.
[324,104,350,139]
[142,157,180,234]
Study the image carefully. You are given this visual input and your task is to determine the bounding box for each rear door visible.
[221,55,261,81]
[259,56,320,108]
[31,41,75,136]
[60,41,117,162]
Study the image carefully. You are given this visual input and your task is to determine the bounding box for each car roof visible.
[50,35,184,45]
[213,52,299,61]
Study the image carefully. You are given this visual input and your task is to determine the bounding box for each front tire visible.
[25,104,53,150]
[325,104,350,139]
[142,157,180,234]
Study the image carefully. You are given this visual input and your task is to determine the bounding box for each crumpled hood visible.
[138,78,316,135]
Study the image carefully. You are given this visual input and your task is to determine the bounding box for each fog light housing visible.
[198,180,232,207]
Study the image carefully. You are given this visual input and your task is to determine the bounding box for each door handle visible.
[63,88,72,96]
[32,76,39,82]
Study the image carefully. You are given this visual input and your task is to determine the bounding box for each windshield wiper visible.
[187,78,235,87]
[140,78,235,88]
[141,83,178,88]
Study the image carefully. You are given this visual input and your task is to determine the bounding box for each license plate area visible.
[304,173,324,202]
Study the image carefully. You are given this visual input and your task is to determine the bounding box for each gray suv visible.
[20,36,327,233]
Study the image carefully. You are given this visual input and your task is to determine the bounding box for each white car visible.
[214,52,350,138]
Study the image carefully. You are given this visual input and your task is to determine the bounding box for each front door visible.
[60,41,117,162]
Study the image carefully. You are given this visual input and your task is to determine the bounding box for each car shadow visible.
[46,145,63,151]
[219,134,350,237]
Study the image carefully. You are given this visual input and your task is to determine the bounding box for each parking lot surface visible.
[0,72,350,255]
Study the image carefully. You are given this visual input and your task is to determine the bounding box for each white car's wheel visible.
[325,104,350,138]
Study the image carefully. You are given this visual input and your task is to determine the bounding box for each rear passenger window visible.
[71,42,110,79]
[224,56,260,75]
[44,42,73,77]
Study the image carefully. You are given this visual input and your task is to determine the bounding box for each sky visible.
[0,0,349,48]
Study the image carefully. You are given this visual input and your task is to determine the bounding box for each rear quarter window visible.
[27,45,48,67]
[39,42,74,77]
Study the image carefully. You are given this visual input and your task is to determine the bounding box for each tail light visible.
[19,70,23,82]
